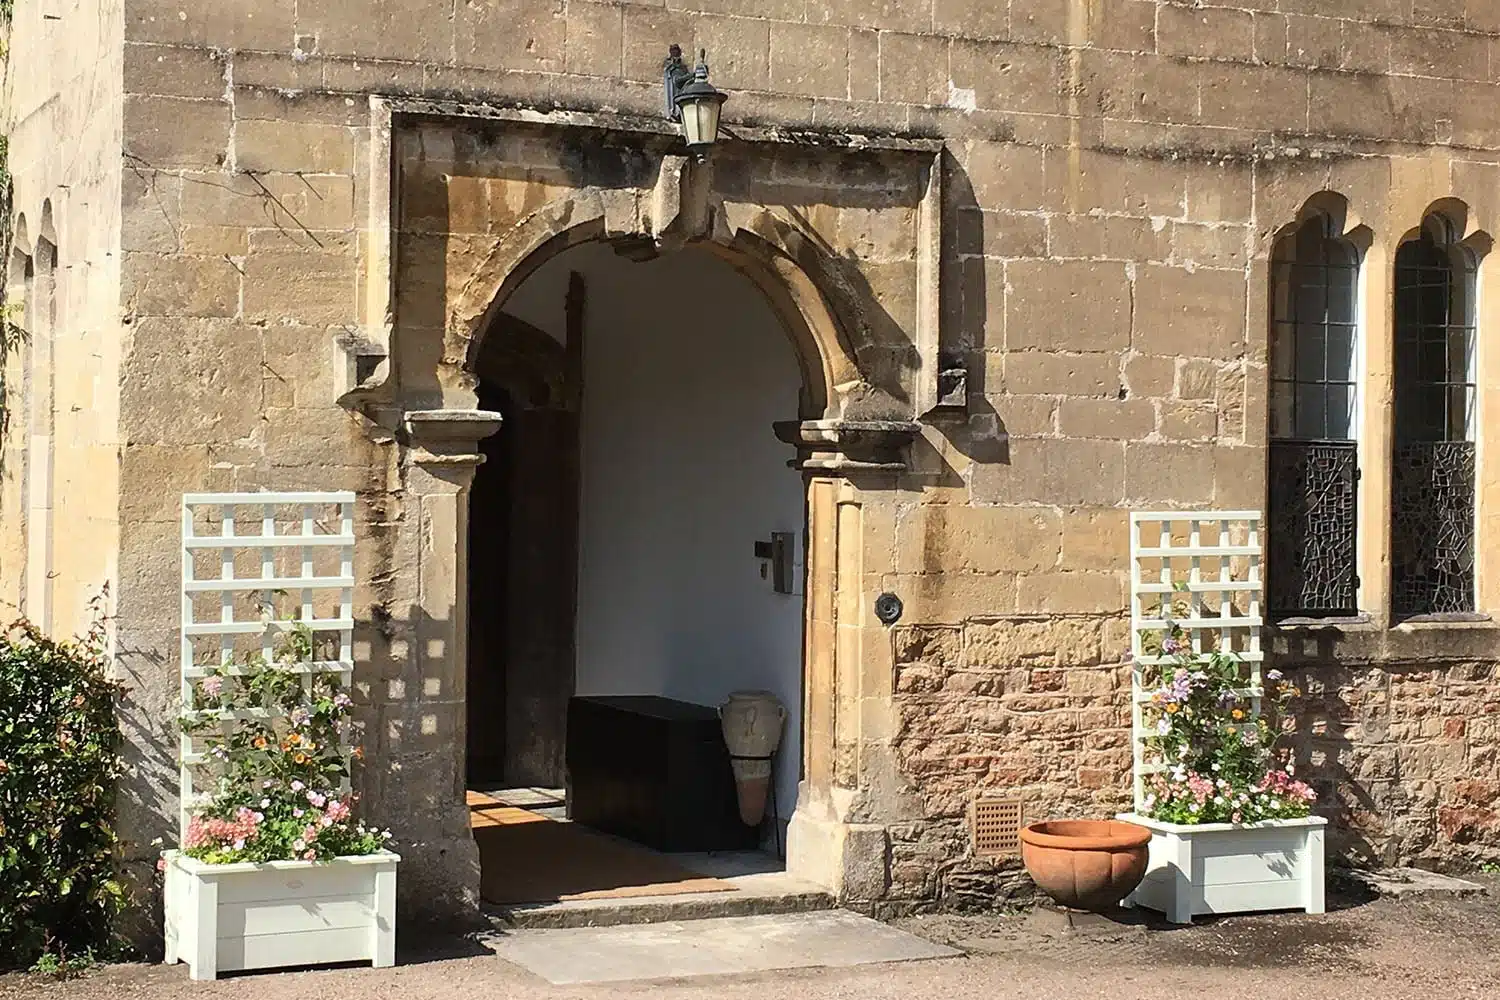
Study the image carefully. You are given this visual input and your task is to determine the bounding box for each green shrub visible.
[0,607,125,970]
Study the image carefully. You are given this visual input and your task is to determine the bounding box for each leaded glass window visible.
[1391,217,1477,618]
[1267,217,1359,618]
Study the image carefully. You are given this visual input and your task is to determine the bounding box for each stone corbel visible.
[402,409,503,470]
[650,153,713,254]
[773,419,920,472]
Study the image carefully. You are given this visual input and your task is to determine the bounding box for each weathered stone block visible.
[1016,572,1126,615]
[244,245,357,326]
[769,22,850,99]
[950,40,1064,116]
[1060,509,1129,573]
[455,0,565,72]
[1159,5,1256,62]
[879,31,949,106]
[563,1,623,78]
[120,319,263,446]
[235,120,357,175]
[1124,442,1214,507]
[1005,260,1131,352]
[1001,350,1121,399]
[897,505,1062,575]
[966,142,1049,213]
[981,211,1049,260]
[123,253,240,318]
[1132,265,1247,359]
[124,43,227,99]
[1057,398,1155,440]
[1158,402,1217,441]
[1048,215,1171,263]
[1094,0,1156,52]
[932,0,1008,40]
[126,0,294,49]
[971,437,1126,506]
[693,14,772,92]
[1389,25,1489,81]
[1124,354,1176,398]
[124,96,231,170]
[891,572,1018,623]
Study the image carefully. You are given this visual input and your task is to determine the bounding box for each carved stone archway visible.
[356,111,935,921]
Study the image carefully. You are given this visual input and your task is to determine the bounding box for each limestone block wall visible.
[93,0,1500,916]
[0,1,125,639]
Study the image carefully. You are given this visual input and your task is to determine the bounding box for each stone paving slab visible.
[486,909,963,984]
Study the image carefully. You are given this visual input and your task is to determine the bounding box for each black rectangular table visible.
[566,695,761,853]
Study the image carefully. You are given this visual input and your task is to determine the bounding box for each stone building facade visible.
[5,0,1500,926]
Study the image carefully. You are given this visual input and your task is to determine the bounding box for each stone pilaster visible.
[376,409,501,926]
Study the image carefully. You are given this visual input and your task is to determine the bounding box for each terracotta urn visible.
[719,690,786,826]
[1019,819,1151,912]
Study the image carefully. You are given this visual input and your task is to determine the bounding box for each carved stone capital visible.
[773,419,919,472]
[402,409,503,470]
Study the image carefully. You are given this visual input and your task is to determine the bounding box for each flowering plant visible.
[1137,605,1315,825]
[177,609,390,865]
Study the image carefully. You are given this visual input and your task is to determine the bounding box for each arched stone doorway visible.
[362,115,938,921]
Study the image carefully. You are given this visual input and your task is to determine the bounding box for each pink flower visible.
[201,676,223,698]
[290,780,305,792]
[303,850,317,861]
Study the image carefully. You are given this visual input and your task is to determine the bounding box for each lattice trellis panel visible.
[1129,511,1264,812]
[178,492,357,840]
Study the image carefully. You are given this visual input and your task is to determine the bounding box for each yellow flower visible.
[1226,726,1237,736]
[253,736,267,749]
[287,733,302,745]
[294,752,308,764]
[1231,709,1245,720]
[1165,703,1179,714]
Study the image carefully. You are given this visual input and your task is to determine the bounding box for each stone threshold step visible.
[488,881,835,930]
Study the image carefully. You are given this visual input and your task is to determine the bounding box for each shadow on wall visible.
[1272,626,1492,870]
[909,149,1003,485]
[113,586,492,937]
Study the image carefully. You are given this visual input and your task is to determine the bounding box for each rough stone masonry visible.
[4,0,1500,926]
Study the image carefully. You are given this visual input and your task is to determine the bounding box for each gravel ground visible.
[3,876,1497,1000]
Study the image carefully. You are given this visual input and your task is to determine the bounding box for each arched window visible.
[1391,215,1477,617]
[1267,215,1360,618]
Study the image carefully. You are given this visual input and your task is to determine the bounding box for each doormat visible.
[468,791,735,905]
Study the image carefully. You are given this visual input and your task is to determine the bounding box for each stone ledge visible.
[1337,866,1488,900]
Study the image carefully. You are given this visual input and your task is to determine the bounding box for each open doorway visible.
[464,240,807,908]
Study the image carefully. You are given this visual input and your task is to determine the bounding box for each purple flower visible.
[1266,669,1284,682]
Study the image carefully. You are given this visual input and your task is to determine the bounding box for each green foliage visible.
[29,947,97,979]
[0,603,126,971]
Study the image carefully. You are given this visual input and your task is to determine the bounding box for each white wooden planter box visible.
[163,850,399,980]
[1118,813,1326,924]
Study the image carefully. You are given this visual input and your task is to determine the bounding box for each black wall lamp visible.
[663,45,728,158]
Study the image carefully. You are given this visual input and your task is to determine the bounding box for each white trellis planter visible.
[164,492,399,980]
[1120,511,1326,924]
[163,851,399,981]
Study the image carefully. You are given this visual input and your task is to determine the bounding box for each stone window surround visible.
[1270,194,1499,633]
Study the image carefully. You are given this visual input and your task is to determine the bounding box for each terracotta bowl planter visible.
[1019,819,1152,912]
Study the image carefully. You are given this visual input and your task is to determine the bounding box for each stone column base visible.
[787,803,890,904]
[393,832,483,930]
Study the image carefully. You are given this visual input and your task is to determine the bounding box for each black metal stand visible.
[728,752,783,861]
